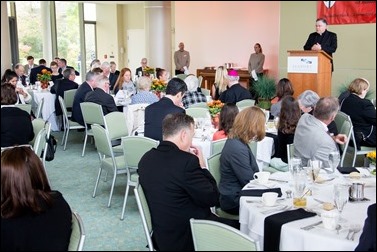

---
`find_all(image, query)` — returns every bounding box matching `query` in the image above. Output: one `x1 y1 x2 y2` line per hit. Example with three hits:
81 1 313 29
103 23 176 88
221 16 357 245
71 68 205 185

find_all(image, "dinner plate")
248 180 276 188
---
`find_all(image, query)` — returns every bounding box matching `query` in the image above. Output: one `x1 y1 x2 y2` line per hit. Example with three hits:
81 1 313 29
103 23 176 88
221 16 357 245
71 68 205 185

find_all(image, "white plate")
248 180 276 188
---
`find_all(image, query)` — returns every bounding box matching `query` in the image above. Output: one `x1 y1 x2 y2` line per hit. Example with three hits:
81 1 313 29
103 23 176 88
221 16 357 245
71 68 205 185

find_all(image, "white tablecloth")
33 90 59 131
239 169 376 251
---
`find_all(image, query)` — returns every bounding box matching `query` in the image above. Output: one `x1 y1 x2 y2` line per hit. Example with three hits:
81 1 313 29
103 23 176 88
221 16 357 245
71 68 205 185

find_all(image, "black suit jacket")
18 75 27 87
50 79 78 116
29 65 53 85
355 203 376 251
303 30 337 71
138 141 219 251
109 72 119 91
84 88 118 116
72 82 93 126
135 67 143 77
144 97 185 141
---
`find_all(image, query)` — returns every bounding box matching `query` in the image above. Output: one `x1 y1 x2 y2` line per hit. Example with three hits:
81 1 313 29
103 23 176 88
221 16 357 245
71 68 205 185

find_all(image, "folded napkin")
264 208 316 251
337 166 359 174
240 188 282 197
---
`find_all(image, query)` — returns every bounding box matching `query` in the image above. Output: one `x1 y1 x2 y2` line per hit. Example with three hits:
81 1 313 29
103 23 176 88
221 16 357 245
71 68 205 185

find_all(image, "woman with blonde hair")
219 106 266 214
211 66 228 100
340 78 375 148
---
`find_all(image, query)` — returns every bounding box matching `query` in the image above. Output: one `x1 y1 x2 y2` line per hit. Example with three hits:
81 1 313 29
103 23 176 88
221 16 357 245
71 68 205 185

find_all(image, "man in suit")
24 55 38 77
84 75 118 115
138 113 239 251
144 77 187 141
14 63 27 86
219 69 252 104
71 68 102 126
174 42 190 75
29 59 52 85
294 96 347 167
303 18 337 72
58 58 80 76
355 203 376 251
135 57 148 77
50 68 79 117
109 61 120 90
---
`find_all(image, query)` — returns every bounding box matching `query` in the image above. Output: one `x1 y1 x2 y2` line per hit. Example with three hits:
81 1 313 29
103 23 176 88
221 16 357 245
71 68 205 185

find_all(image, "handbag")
42 135 57 161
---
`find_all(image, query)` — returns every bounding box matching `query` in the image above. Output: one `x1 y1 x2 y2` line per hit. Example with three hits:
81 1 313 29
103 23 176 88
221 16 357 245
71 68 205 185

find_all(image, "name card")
287 56 318 73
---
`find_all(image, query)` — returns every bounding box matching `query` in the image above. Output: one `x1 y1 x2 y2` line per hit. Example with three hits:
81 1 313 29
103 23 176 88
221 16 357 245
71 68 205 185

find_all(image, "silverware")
300 221 322 230
313 198 325 204
269 178 288 183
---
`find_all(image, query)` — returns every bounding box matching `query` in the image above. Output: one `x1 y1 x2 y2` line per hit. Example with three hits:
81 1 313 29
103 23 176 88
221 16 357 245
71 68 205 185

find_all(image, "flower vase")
155 91 161 99
211 114 220 129
41 81 49 91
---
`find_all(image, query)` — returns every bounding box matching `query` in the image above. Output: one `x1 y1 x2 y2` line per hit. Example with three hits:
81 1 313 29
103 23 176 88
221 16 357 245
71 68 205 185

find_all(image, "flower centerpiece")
151 79 167 98
37 69 52 89
366 150 376 175
143 66 155 77
207 100 224 118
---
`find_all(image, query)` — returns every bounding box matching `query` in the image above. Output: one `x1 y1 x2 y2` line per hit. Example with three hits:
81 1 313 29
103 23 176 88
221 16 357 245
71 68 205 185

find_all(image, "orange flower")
207 100 224 117
37 69 52 82
151 79 167 92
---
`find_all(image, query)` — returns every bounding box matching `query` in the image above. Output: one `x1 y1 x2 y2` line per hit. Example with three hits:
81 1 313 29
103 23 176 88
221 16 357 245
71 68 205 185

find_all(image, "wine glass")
333 184 349 223
328 151 340 173
289 158 302 183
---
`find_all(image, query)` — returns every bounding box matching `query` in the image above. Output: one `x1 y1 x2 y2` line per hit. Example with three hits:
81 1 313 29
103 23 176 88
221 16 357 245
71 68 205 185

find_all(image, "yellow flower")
151 79 167 92
367 150 376 165
143 66 155 75
37 69 52 82
207 100 224 117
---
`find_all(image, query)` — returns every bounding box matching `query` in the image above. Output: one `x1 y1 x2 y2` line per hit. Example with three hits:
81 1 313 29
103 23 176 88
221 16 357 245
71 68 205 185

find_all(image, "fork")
300 221 322 230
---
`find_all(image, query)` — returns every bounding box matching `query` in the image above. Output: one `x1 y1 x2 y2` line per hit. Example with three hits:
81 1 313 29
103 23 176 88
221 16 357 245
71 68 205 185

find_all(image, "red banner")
317 1 376 25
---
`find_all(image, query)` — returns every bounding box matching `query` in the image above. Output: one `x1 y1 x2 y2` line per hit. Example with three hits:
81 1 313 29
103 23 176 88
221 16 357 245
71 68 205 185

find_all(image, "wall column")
144 1 172 74
1 1 12 72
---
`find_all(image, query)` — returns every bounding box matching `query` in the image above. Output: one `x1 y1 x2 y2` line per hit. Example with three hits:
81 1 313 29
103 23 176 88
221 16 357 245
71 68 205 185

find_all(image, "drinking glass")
328 151 340 173
333 184 349 223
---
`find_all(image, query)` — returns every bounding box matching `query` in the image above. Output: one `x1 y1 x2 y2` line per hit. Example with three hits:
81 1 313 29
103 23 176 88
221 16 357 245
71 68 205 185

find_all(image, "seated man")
144 77 187 141
138 113 239 251
355 203 376 251
84 75 118 115
219 69 252 104
182 75 207 108
294 96 347 167
135 58 148 77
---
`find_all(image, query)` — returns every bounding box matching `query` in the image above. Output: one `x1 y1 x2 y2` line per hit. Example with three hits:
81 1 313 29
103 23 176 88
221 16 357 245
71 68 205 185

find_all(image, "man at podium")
303 18 337 72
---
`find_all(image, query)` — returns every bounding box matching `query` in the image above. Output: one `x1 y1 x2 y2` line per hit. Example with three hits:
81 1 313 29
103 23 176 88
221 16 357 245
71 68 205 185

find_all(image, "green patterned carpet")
46 130 147 251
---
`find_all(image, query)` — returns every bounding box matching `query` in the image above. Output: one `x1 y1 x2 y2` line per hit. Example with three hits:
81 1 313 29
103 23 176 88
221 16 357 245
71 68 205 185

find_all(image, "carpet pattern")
46 130 147 251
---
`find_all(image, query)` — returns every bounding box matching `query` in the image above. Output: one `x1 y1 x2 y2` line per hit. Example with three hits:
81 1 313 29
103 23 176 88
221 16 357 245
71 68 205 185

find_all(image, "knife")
269 178 288 183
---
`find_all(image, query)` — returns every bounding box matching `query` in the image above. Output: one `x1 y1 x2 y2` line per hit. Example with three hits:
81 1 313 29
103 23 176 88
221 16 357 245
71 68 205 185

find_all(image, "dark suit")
29 65 52 85
58 66 80 76
72 82 93 126
84 88 118 116
50 79 78 116
340 94 376 147
303 29 337 71
219 83 252 104
135 67 143 77
138 141 220 251
355 203 376 251
18 75 27 87
109 72 119 91
144 97 185 141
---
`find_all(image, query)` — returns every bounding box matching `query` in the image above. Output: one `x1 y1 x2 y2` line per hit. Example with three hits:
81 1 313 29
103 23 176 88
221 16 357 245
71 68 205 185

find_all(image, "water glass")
293 170 307 208
289 158 302 178
329 151 340 173
333 184 349 222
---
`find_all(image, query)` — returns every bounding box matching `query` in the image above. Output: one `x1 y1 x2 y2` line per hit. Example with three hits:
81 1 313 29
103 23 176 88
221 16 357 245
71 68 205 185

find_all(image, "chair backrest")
58 96 70 126
210 138 227 155
121 136 159 169
134 184 154 251
80 102 105 126
337 116 353 166
33 128 47 159
176 73 187 80
35 97 44 118
91 124 113 157
248 140 258 158
207 153 222 186
190 218 258 251
15 103 32 114
201 88 210 96
30 118 46 145
286 143 295 167
236 99 255 110
334 111 349 131
185 107 211 119
104 111 129 141
126 103 149 135
188 102 209 109
64 89 77 110
68 211 86 251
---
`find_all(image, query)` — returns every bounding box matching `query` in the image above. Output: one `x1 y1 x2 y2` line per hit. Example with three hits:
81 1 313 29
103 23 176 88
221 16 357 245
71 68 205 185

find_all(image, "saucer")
249 180 276 188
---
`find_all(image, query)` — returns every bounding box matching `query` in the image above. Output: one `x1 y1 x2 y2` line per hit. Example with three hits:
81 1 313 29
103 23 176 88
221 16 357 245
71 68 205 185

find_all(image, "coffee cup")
253 171 270 185
321 211 339 230
262 192 278 206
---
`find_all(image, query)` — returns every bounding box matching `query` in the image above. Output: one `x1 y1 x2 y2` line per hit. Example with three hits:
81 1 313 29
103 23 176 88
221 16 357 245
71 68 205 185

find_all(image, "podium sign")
287 56 318 73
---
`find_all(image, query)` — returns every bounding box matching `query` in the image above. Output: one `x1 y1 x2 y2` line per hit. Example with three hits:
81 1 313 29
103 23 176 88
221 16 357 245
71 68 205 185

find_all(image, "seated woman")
212 103 239 141
182 75 207 108
275 96 301 164
113 67 136 96
339 78 376 148
130 76 159 105
270 78 294 118
219 106 265 215
156 68 169 84
50 61 63 85
1 69 32 105
211 66 228 100
1 146 72 250
1 83 34 147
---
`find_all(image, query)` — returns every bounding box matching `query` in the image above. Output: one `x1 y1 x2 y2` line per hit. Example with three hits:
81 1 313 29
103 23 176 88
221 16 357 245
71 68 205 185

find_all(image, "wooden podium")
287 50 332 98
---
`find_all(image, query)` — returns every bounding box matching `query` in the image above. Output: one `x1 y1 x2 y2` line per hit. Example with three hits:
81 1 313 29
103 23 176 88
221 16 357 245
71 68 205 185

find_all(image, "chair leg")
63 129 70 150
120 183 131 220
92 166 103 198
107 173 117 208
82 133 88 157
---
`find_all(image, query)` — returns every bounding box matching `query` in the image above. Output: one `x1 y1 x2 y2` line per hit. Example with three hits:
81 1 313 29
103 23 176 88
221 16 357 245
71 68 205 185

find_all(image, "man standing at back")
144 77 187 142
139 113 239 251
303 18 337 72
174 42 190 75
